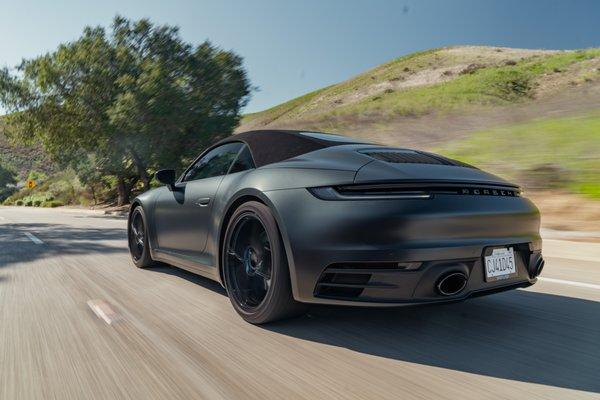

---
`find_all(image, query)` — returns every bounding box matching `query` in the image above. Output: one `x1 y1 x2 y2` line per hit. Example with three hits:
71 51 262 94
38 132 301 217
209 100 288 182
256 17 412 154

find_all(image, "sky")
1 0 600 114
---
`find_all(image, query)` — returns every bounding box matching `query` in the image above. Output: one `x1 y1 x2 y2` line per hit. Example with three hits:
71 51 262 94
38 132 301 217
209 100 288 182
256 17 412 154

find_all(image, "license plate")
484 247 517 282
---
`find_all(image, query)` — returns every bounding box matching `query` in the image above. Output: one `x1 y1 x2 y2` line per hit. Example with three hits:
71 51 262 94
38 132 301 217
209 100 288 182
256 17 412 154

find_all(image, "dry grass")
529 190 600 232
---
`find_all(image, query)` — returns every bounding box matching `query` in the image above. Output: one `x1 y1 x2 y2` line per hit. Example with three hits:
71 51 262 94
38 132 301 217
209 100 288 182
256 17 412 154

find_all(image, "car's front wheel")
128 206 154 268
222 201 306 324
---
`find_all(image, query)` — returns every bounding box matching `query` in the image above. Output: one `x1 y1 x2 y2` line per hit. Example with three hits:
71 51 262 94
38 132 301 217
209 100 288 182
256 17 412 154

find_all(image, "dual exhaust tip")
436 255 545 296
436 272 468 296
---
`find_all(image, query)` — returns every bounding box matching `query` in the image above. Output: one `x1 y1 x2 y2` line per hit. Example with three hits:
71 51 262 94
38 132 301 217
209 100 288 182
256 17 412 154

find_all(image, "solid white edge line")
538 277 600 290
24 232 44 244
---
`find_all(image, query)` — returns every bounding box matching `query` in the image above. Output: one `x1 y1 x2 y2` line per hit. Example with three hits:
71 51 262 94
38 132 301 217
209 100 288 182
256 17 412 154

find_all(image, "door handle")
195 197 211 207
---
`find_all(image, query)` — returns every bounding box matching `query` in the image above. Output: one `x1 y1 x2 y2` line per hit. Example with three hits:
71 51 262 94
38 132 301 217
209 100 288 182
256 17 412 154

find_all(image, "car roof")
215 130 371 168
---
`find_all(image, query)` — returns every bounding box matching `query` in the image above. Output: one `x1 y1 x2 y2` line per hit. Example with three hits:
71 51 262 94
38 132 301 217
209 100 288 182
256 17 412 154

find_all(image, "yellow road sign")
27 179 36 189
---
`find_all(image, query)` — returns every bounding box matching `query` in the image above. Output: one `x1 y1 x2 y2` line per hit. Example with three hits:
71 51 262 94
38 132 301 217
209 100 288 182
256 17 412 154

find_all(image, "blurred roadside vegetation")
0 16 250 206
2 168 126 208
438 112 600 199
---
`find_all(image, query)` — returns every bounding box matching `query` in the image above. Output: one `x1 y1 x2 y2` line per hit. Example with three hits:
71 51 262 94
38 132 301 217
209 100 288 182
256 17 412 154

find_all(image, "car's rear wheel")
128 206 154 268
223 201 306 324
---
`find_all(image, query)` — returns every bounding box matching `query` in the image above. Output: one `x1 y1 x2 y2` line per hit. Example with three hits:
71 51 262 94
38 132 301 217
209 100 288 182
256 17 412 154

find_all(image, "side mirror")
155 169 177 190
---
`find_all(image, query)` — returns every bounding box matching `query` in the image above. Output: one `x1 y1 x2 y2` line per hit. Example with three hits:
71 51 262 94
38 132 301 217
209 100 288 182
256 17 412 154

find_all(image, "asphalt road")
1 206 599 400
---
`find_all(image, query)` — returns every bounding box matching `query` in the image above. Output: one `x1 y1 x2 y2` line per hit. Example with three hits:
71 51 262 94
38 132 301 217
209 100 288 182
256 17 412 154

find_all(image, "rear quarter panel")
207 167 358 283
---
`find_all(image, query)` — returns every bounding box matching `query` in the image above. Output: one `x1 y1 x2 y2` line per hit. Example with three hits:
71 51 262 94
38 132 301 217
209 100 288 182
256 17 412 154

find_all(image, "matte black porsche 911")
128 130 544 324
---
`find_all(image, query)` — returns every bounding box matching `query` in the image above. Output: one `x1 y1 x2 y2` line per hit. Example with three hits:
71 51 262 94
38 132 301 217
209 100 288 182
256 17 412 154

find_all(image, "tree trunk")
129 147 151 192
117 176 130 206
89 185 97 206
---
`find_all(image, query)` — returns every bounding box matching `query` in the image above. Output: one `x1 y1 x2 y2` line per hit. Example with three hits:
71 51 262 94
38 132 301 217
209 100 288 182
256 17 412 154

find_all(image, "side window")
228 145 255 174
183 142 243 182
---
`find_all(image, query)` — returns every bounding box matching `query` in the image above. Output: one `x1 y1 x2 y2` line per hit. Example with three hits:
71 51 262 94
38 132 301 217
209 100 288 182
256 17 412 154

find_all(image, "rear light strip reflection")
310 184 520 200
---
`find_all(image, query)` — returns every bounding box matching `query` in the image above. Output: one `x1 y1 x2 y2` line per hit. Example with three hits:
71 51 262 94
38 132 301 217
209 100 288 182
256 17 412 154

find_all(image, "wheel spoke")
253 260 271 280
227 249 244 262
135 219 144 236
260 231 271 252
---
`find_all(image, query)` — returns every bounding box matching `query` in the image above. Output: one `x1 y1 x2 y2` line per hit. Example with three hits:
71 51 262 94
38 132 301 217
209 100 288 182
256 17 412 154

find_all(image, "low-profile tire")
128 206 154 268
222 201 307 324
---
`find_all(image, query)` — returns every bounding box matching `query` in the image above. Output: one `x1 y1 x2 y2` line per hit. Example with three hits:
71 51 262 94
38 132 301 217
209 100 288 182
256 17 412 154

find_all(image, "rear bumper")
265 188 542 306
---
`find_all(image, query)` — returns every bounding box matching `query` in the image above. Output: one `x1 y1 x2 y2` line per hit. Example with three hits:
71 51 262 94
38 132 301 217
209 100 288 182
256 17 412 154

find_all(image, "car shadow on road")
262 289 600 394
0 223 126 268
148 264 228 295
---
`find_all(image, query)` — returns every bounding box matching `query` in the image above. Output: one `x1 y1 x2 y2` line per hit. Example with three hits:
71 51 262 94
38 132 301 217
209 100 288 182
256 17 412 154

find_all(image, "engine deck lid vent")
361 149 474 168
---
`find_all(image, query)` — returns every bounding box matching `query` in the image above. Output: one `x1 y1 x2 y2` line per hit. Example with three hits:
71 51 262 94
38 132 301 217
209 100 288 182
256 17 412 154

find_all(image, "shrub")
15 200 24 206
528 164 572 188
25 199 33 206
490 70 534 101
460 63 485 75
42 200 64 208
27 170 48 183
33 200 42 207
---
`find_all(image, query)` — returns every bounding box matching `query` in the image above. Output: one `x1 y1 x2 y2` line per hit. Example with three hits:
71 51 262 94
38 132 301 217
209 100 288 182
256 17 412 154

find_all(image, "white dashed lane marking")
87 299 122 325
24 232 44 244
539 277 600 290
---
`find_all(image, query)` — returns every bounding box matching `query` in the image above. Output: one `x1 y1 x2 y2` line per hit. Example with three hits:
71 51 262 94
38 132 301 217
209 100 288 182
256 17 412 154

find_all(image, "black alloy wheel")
128 207 153 268
223 201 306 324
226 214 273 309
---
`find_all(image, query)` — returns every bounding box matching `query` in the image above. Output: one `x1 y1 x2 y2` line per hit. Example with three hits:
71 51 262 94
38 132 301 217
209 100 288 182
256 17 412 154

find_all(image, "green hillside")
240 46 600 131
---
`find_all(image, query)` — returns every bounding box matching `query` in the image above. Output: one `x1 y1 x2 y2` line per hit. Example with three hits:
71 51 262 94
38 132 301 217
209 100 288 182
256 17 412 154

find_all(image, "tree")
0 16 250 205
70 153 109 206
